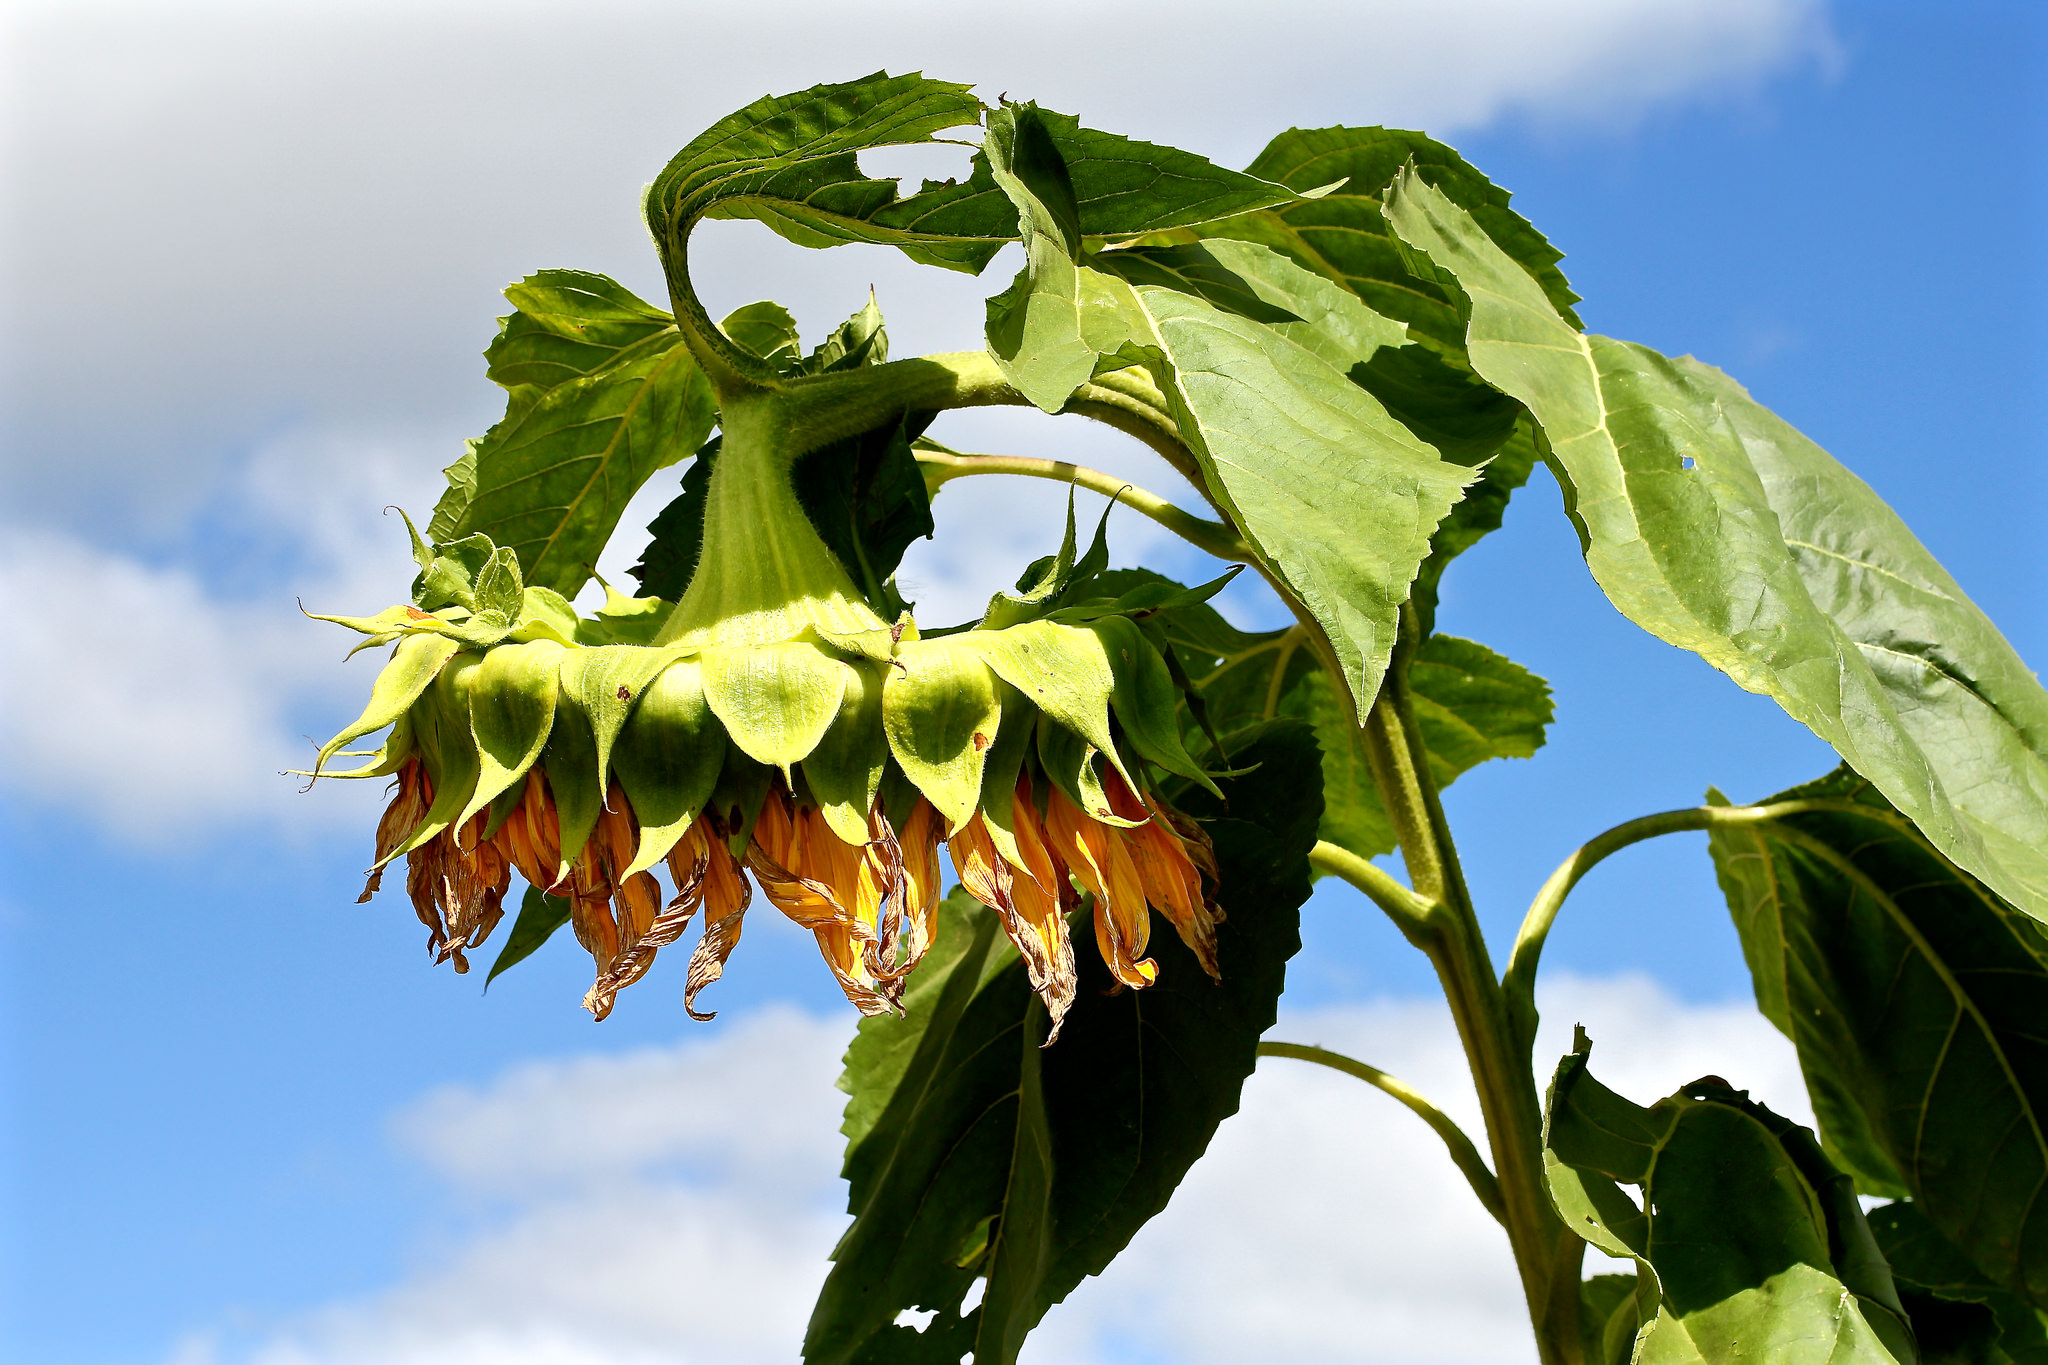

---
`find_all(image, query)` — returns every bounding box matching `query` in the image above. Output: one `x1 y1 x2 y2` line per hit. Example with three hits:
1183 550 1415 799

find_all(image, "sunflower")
308 433 1228 1037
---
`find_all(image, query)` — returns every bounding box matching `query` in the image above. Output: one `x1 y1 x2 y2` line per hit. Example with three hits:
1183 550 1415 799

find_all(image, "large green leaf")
1089 265 1474 712
1162 127 1569 630
806 725 1319 1365
646 75 1302 283
1131 571 1549 857
1181 125 1580 347
431 274 717 598
1384 168 2048 926
1707 767 2048 1305
1870 1202 2048 1365
1545 1036 1917 1365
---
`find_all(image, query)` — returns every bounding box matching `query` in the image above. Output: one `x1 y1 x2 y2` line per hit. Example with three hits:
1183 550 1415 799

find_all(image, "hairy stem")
913 449 1251 562
1259 1041 1506 1226
1309 839 1436 945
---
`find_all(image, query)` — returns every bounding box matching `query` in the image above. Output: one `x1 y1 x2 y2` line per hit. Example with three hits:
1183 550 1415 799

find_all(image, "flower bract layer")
308 515 1233 1036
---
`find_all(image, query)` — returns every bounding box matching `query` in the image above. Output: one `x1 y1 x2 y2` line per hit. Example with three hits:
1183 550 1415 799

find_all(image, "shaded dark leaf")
1870 1202 2048 1365
1708 767 2048 1305
807 725 1319 1365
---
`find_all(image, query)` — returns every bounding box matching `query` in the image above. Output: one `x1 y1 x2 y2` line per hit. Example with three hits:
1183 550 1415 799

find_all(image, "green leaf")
613 657 724 877
648 73 1308 299
1136 572 1550 857
314 632 461 775
1870 1202 2048 1365
1142 129 1564 626
1096 238 1409 374
1579 1273 1644 1365
555 644 686 807
1176 124 1581 349
791 412 936 617
1384 169 2048 927
806 724 1319 1365
456 639 564 831
484 269 680 390
392 653 485 860
804 289 890 375
485 885 574 986
1080 267 1475 713
1707 766 2048 1306
977 115 1328 414
1353 359 1533 637
803 658 890 847
647 72 1001 274
982 102 1097 411
720 299 804 371
883 636 1002 832
1545 1036 1917 1365
699 640 854 775
435 272 718 599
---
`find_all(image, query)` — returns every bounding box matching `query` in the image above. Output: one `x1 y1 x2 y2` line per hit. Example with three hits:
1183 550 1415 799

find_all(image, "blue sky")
1 3 2041 1362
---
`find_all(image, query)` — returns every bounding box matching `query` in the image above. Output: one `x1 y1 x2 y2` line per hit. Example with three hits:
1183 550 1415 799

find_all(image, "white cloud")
2 0 1836 523
194 974 1804 1365
0 424 449 840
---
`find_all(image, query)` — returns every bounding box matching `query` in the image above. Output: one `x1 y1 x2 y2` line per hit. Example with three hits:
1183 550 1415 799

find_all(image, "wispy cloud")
183 975 1804 1365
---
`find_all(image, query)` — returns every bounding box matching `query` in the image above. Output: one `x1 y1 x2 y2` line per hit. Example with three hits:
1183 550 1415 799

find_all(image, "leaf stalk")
1499 797 1905 1054
1258 1041 1507 1226
913 449 1251 562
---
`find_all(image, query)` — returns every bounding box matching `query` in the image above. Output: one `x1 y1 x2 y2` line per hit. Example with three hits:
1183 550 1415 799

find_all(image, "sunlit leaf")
1385 168 2048 926
434 274 716 598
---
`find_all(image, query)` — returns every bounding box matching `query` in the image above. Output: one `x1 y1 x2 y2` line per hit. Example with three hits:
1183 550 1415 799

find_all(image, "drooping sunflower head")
308 486 1235 1037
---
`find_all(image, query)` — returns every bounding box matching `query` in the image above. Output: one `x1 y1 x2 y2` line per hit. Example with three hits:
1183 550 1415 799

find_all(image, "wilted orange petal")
949 810 1076 1038
1044 786 1155 989
683 828 751 1021
1104 771 1219 979
893 800 944 975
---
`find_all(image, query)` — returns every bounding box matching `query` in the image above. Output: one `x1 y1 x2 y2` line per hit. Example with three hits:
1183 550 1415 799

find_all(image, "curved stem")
1068 367 1209 491
1500 797 1896 1054
653 234 782 399
914 449 1251 562
1259 1041 1506 1226
1310 838 1437 944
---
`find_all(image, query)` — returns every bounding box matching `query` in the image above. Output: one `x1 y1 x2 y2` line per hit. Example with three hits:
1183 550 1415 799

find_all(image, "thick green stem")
653 391 885 646
1258 1041 1506 1226
1349 612 1583 1365
914 449 1251 562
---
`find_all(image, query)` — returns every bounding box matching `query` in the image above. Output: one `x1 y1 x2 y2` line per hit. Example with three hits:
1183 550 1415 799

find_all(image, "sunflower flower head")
306 438 1235 1038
